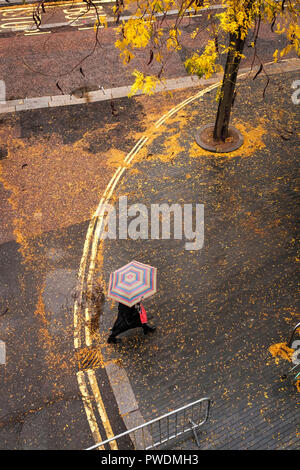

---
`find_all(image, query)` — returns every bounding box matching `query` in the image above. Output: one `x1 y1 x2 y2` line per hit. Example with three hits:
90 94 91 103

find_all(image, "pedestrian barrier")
85 397 211 450
281 323 300 389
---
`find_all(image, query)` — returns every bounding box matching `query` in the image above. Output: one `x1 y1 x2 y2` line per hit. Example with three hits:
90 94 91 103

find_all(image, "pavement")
93 67 300 450
0 50 299 448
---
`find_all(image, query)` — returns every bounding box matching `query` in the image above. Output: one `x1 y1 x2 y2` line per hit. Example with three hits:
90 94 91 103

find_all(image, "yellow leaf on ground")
269 342 294 362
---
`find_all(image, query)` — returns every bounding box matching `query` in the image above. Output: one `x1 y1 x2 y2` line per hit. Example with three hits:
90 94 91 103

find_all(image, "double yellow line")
74 80 222 450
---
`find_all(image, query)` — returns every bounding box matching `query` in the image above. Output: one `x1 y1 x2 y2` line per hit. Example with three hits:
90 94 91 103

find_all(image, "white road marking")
0 340 6 365
0 4 224 34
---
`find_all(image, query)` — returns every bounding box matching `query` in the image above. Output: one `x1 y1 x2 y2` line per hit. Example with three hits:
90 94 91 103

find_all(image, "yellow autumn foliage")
112 0 300 96
185 40 223 79
128 70 161 96
269 342 295 362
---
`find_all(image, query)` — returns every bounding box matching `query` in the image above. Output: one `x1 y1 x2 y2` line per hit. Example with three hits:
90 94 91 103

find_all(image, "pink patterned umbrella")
107 260 157 307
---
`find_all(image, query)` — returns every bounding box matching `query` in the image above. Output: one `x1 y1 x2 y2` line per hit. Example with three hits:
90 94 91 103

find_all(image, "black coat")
111 302 142 335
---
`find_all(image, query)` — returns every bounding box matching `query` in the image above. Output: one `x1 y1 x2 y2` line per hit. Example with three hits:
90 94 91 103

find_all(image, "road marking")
24 30 51 35
77 347 103 371
0 0 108 12
0 340 6 365
84 167 128 346
87 369 118 449
78 26 95 30
74 215 98 349
0 0 105 33
0 4 224 34
77 370 105 449
74 80 224 449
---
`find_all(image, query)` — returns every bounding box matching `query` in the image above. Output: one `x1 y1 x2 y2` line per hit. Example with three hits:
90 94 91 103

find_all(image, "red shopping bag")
139 304 148 324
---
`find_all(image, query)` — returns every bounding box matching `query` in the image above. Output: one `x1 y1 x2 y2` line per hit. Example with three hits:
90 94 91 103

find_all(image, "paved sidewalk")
97 70 300 449
0 59 299 114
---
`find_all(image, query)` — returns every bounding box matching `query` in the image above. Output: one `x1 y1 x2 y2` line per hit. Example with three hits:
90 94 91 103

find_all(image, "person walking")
107 301 156 344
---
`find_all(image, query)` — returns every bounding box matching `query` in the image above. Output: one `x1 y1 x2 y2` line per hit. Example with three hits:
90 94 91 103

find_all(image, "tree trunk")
213 30 246 142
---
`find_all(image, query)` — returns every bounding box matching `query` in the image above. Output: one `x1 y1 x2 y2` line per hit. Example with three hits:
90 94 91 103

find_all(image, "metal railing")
287 322 300 348
85 397 211 450
281 323 300 386
282 362 300 379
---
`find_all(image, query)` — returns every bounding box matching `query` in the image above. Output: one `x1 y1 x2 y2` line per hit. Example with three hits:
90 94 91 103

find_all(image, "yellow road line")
86 83 221 289
83 169 127 344
124 135 149 165
154 82 219 128
74 216 97 349
74 76 244 449
77 370 105 450
85 166 127 346
87 369 118 450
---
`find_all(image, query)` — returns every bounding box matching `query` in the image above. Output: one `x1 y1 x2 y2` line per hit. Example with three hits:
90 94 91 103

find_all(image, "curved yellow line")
75 72 261 448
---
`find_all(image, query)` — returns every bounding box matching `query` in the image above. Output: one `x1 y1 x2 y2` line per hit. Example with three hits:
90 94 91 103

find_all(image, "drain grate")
76 347 103 371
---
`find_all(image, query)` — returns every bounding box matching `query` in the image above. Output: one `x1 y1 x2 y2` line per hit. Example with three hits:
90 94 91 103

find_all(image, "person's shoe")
143 325 157 335
107 335 122 344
